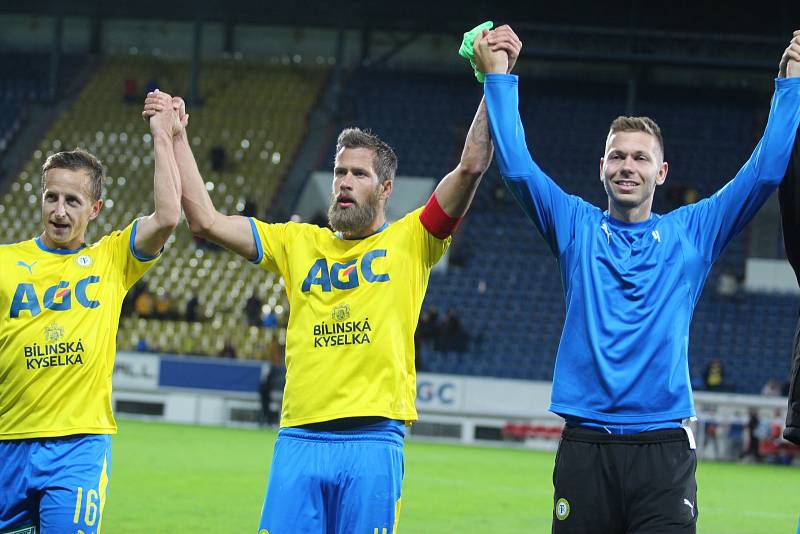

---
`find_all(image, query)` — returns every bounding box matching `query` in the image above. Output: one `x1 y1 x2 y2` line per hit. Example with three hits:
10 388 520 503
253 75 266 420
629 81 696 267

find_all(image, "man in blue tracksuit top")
473 28 800 533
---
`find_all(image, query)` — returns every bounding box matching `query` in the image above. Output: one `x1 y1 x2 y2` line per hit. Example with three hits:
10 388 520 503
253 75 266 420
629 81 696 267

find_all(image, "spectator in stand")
682 186 698 205
185 294 200 322
260 341 287 427
135 337 151 353
414 351 426 373
702 420 720 460
740 409 763 462
261 309 279 329
761 378 782 397
144 77 159 96
134 285 155 318
716 271 739 300
704 357 725 391
209 145 226 171
219 339 237 359
438 308 468 353
415 306 439 355
123 78 138 104
154 290 173 320
447 224 471 268
727 415 745 460
244 293 263 327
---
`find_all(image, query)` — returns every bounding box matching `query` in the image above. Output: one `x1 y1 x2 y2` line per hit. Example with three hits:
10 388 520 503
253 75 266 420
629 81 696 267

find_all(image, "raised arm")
144 95 257 260
134 89 181 257
475 32 581 256
432 25 521 218
677 32 800 263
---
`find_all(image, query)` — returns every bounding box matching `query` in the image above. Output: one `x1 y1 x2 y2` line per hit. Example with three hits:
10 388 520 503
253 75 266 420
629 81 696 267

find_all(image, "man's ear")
656 161 669 186
380 179 393 201
89 198 104 221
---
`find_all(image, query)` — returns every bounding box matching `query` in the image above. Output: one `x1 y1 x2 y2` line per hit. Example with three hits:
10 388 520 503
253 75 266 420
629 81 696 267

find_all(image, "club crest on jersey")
301 249 389 293
76 255 93 267
44 322 65 343
9 276 101 318
332 303 351 321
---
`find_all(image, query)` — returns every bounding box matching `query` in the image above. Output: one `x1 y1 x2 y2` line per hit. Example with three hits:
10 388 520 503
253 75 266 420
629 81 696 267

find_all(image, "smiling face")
600 130 668 222
328 146 392 238
40 168 103 250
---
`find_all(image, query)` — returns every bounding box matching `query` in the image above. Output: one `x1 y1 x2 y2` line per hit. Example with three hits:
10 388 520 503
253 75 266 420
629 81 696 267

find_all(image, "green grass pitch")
102 419 799 533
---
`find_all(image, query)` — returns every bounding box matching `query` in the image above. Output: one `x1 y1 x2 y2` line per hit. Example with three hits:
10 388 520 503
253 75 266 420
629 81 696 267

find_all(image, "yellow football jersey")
251 207 450 427
0 220 158 439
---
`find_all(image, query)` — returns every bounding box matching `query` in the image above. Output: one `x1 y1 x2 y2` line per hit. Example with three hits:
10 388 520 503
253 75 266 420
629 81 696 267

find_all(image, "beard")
327 185 381 235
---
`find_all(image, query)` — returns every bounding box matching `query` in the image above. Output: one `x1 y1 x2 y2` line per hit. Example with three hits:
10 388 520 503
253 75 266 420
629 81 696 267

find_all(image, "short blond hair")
608 116 664 159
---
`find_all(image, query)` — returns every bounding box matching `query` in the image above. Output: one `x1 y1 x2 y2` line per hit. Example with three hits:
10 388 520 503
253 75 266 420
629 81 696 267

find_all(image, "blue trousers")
0 434 112 534
259 420 405 534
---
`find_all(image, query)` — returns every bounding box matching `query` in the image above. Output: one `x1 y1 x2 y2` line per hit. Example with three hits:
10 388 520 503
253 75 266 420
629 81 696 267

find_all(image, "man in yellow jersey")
143 25 522 534
0 90 182 533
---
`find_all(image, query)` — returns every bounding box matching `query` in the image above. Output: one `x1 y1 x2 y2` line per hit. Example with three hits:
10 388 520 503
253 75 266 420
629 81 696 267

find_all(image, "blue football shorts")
0 434 112 534
259 419 405 534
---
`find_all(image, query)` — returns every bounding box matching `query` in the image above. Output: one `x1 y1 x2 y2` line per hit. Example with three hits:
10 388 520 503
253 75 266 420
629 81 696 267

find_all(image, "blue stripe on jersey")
129 218 160 261
34 237 86 255
485 74 800 424
248 217 264 264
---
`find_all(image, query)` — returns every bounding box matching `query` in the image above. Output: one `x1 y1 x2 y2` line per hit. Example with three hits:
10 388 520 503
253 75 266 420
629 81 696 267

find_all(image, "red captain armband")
419 193 463 239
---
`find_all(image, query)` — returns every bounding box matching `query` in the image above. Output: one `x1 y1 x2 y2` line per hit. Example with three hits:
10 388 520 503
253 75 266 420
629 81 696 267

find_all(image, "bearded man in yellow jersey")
144 25 522 534
0 90 182 533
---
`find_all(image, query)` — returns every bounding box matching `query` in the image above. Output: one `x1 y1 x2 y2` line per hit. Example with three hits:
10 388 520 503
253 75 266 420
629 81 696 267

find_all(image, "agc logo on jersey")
302 249 389 292
10 276 101 318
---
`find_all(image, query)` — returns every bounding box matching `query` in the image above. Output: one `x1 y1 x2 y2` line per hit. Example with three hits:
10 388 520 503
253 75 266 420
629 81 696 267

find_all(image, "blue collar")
35 236 87 255
335 221 389 241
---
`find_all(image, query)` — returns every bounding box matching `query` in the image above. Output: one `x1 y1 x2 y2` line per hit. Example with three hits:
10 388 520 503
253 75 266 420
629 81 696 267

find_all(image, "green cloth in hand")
458 21 494 83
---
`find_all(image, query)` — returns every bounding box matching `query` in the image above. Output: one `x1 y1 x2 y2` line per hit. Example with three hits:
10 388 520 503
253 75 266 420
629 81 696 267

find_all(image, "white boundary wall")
114 354 793 458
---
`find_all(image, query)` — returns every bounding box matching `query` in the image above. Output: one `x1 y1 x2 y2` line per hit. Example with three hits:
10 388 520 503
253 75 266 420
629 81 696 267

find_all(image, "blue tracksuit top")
484 74 800 423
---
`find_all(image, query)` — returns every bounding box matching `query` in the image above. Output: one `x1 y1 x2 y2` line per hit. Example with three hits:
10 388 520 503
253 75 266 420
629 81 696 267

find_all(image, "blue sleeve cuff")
485 73 518 85
130 218 160 262
776 77 800 87
248 217 264 264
